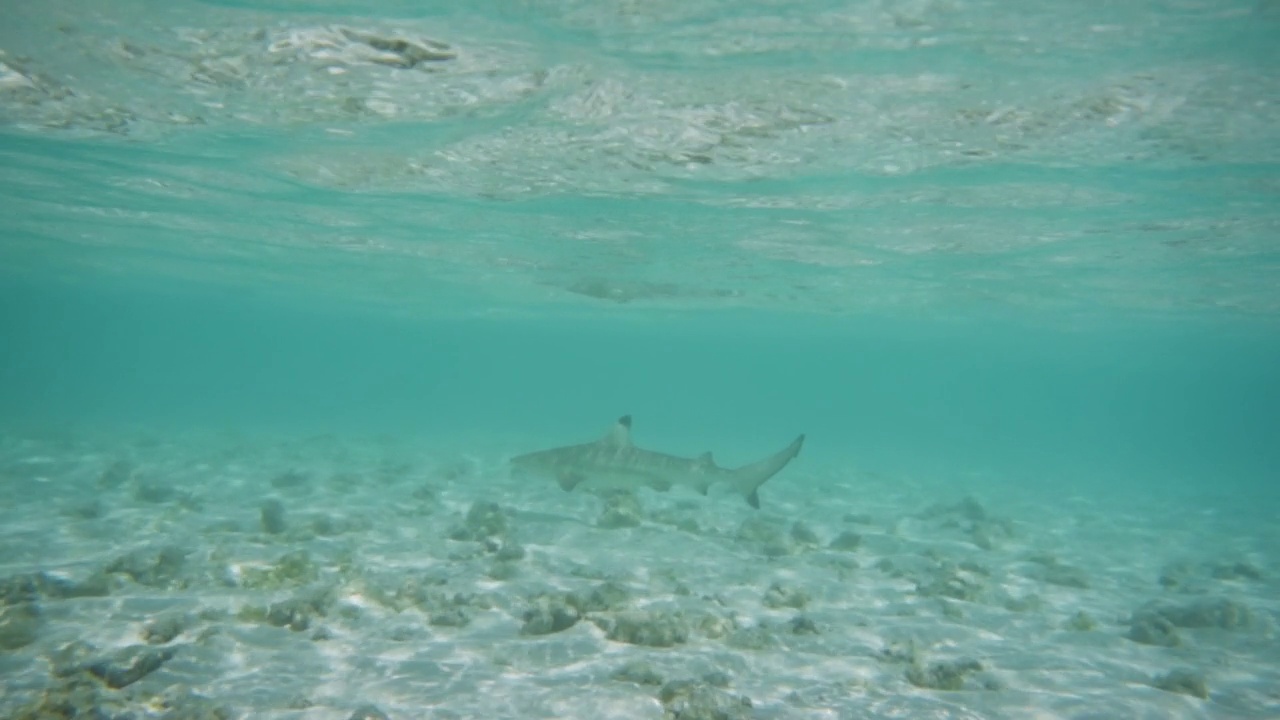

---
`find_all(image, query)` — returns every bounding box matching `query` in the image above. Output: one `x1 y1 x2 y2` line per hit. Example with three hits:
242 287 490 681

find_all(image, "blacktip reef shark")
510 415 804 509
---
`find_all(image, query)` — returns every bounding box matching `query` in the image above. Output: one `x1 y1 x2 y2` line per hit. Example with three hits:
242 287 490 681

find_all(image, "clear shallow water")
1 1 1279 719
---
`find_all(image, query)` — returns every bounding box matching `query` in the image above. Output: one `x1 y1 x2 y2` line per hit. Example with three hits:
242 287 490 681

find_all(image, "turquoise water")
2 1 1279 718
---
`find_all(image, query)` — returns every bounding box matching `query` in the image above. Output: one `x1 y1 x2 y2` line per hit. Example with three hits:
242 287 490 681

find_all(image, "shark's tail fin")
730 434 805 509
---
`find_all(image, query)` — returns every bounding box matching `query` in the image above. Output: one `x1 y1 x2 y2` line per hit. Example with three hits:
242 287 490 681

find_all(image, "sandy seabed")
1 428 1277 719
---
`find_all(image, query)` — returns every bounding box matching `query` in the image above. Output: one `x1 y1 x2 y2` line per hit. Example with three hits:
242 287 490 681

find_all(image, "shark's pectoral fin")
557 471 588 492
691 452 716 495
644 476 673 492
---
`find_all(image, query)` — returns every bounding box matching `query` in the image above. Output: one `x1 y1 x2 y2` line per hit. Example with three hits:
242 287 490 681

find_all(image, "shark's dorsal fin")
603 415 633 447
696 451 715 468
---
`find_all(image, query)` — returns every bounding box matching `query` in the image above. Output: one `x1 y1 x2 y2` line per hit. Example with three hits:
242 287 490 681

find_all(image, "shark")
510 415 804 509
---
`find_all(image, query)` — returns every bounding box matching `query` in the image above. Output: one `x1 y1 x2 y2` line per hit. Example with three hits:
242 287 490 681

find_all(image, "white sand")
0 427 1276 719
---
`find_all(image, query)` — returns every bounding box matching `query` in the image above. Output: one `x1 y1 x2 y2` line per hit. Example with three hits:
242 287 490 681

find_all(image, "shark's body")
510 415 804 509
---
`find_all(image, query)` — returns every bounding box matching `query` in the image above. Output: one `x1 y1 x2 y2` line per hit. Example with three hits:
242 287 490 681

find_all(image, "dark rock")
99 460 134 489
905 658 983 691
51 640 99 677
486 561 519 581
1040 563 1090 589
348 704 391 720
789 615 819 635
328 472 365 491
917 569 986 602
970 522 999 550
762 582 808 610
1065 610 1098 631
1 572 109 605
1026 552 1058 566
923 497 986 522
266 600 312 632
0 573 42 605
1153 668 1209 699
736 516 786 546
939 599 966 620
240 550 319 589
394 577 450 613
520 595 580 636
134 479 175 504
62 572 112 599
1159 561 1195 589
311 515 343 536
1208 561 1263 582
955 497 987 522
790 522 820 546
659 680 753 720
1024 554 1088 587
612 660 664 686
674 517 700 533
1177 598 1255 629
450 501 508 541
428 608 470 628
595 610 689 647
11 676 125 720
0 602 41 650
695 613 737 640
30 573 84 599
597 491 643 529
762 540 794 558
979 674 1005 691
726 624 779 651
1133 598 1254 631
266 588 335 632
153 685 234 720
270 470 309 490
701 671 732 688
568 582 630 614
1127 612 1181 647
922 498 1012 549
399 586 483 620
66 499 105 520
106 546 188 588
877 639 919 664
376 460 413 483
494 543 526 562
84 644 176 688
828 531 862 552
260 499 287 534
1003 594 1043 613
142 614 187 644
452 591 491 611
1161 559 1263 589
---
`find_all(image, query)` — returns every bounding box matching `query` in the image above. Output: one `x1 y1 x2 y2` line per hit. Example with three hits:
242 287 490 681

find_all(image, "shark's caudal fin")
731 434 805 509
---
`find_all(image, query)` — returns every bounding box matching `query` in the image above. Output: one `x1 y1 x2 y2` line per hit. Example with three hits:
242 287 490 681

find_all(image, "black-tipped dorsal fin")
604 415 633 447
